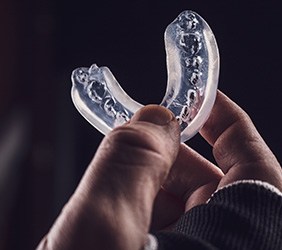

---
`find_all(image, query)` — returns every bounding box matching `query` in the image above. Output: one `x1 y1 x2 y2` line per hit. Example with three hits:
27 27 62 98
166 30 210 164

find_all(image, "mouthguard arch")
71 10 219 142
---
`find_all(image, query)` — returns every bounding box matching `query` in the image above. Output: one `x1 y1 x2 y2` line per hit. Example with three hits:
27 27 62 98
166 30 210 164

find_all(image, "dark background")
1 0 281 249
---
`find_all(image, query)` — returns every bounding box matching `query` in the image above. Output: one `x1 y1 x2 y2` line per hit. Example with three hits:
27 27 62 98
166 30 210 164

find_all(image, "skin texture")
37 91 282 250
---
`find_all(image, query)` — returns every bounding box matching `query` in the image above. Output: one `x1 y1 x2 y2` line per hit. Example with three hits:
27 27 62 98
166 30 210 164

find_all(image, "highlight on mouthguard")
71 10 219 142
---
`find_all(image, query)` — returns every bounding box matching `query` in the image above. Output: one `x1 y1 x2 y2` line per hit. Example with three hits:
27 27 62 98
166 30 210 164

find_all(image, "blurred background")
0 0 281 249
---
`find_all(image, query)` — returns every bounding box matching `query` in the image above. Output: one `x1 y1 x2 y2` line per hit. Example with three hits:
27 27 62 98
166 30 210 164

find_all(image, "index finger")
200 90 247 146
199 91 281 189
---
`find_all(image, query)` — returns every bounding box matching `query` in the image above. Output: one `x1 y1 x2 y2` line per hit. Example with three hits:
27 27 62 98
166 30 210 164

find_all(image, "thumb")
37 105 180 250
80 105 180 204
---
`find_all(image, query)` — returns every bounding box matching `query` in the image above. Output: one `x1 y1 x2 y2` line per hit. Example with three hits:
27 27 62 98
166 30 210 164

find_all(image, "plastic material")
71 10 219 142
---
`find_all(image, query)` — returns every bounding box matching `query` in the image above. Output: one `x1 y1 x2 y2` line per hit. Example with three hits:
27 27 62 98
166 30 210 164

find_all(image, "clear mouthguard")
71 10 219 142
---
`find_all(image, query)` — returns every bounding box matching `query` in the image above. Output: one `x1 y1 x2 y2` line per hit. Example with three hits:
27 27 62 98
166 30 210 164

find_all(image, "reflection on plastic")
71 10 219 142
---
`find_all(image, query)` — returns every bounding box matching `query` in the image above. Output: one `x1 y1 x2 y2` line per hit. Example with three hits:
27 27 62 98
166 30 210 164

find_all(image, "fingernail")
130 105 174 125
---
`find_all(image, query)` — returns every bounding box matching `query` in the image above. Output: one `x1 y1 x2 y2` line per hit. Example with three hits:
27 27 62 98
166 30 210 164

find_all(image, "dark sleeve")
154 182 282 250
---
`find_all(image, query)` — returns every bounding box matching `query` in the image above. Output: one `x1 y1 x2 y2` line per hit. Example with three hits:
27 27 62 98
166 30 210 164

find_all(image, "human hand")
151 91 282 230
37 91 282 250
37 103 180 250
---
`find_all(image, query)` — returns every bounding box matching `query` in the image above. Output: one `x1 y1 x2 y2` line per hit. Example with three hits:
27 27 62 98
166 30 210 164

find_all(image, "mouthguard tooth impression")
71 10 219 142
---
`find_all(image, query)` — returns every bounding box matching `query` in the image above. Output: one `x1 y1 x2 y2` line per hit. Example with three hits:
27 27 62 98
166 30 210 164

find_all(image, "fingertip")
128 105 181 153
130 105 175 126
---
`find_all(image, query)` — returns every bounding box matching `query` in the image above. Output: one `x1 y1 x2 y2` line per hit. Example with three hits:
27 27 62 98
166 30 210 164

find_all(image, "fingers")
150 143 223 230
150 143 224 230
37 105 180 250
162 144 223 211
200 91 282 190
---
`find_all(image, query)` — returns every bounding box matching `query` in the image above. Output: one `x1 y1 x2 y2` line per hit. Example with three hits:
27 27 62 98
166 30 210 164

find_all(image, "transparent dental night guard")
71 10 219 143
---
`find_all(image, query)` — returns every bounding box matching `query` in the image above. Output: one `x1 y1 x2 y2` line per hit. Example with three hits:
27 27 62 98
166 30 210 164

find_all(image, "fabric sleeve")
153 181 282 250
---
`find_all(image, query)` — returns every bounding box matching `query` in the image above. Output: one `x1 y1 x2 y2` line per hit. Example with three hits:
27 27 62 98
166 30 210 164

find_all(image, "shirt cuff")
144 234 158 250
211 179 282 199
